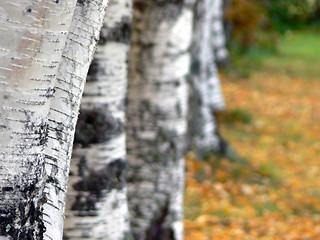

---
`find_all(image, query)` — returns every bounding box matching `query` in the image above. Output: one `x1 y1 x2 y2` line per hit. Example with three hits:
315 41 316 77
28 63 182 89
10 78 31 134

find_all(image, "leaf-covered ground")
184 31 320 239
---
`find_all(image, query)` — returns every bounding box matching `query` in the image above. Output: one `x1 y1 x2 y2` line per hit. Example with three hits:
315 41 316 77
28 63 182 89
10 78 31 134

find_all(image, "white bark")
126 1 194 239
211 0 230 67
188 0 228 158
0 0 77 238
63 0 132 239
43 0 108 239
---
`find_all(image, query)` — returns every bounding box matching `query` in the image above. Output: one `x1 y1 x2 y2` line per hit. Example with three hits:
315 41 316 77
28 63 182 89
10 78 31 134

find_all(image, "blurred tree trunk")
126 0 195 239
222 0 233 49
0 0 108 239
188 0 228 159
211 0 230 67
63 0 132 239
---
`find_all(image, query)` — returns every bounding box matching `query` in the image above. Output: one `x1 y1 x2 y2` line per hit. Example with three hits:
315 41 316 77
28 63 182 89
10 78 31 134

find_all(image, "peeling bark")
126 1 195 239
63 0 132 239
0 1 77 239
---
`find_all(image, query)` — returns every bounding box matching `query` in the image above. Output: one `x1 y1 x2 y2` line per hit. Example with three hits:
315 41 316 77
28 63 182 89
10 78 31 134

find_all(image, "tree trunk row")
0 0 231 239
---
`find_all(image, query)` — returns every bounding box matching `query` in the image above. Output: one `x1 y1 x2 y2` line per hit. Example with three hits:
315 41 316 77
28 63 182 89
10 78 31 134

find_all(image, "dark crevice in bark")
71 158 127 212
74 107 124 147
0 181 46 240
86 58 100 82
99 16 132 45
77 0 90 6
145 199 174 240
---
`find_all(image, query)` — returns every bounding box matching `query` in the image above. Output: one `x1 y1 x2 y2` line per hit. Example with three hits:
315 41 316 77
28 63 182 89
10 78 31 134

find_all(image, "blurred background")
184 0 320 239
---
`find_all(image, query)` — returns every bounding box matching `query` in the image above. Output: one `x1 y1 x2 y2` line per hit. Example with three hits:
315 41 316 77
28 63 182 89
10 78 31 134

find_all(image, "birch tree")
43 0 108 238
187 0 238 160
188 0 228 159
0 1 76 238
211 0 230 67
0 0 108 239
126 0 195 239
63 0 132 239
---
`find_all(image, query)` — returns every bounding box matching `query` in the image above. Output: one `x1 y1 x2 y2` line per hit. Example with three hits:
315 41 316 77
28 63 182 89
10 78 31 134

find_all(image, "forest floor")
184 30 320 239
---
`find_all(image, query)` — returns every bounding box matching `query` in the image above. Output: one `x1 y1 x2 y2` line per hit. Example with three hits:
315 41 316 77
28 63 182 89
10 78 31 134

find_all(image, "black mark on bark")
46 176 59 185
134 1 148 12
25 119 48 146
71 159 127 211
146 199 174 240
74 107 124 147
2 187 14 191
0 182 46 239
55 123 65 146
99 16 132 45
77 0 90 5
36 122 48 146
190 58 200 75
40 88 55 98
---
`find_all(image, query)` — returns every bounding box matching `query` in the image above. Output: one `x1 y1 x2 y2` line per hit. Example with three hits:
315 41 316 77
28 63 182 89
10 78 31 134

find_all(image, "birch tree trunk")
211 0 230 67
188 0 229 159
63 0 132 239
41 0 108 239
0 1 77 239
126 1 195 239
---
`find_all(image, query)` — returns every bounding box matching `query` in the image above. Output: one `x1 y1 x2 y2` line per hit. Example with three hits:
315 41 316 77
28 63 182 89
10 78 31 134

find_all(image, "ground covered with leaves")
184 30 320 239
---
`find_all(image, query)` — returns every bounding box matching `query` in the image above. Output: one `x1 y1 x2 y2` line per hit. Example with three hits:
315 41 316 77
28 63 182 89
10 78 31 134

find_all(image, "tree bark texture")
126 1 195 239
187 0 228 159
0 0 77 239
211 0 230 67
63 0 132 239
42 0 108 239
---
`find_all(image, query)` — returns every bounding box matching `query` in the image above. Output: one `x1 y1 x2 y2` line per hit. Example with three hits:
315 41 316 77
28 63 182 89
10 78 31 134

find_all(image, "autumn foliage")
184 31 320 239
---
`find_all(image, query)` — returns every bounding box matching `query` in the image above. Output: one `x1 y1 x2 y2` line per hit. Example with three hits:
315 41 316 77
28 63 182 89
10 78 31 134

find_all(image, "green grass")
255 202 280 216
227 29 320 80
263 30 320 79
226 47 275 79
217 109 253 125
